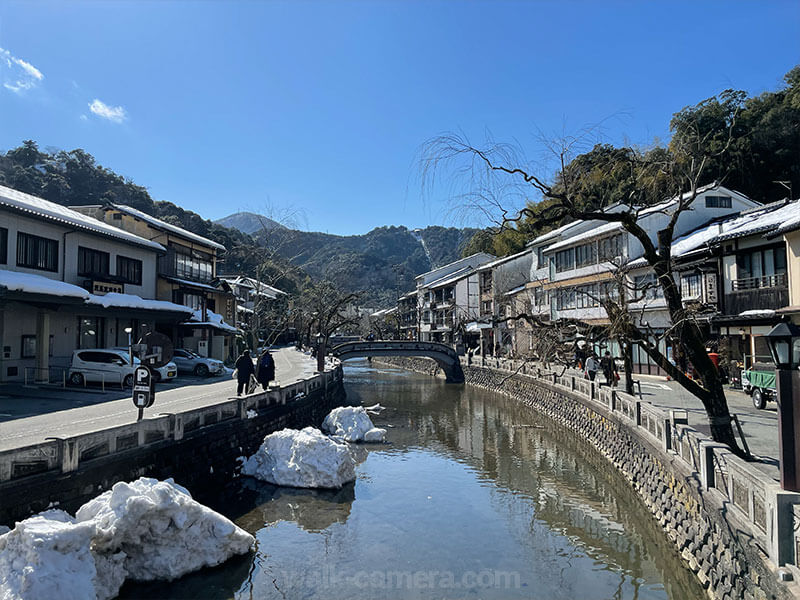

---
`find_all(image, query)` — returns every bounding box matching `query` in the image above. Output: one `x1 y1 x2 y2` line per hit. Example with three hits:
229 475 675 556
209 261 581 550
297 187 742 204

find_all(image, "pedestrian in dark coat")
600 351 617 387
256 350 276 390
235 350 255 396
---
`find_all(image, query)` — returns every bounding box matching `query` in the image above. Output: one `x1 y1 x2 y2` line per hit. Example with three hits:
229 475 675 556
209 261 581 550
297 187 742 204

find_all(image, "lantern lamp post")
765 321 800 491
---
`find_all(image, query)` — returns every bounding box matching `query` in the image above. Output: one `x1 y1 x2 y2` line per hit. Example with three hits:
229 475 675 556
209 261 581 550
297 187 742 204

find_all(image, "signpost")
132 366 153 421
130 332 173 421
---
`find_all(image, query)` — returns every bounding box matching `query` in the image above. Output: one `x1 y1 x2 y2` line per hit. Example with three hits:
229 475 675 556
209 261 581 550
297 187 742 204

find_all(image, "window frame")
116 255 143 286
16 231 59 272
0 227 7 264
78 246 110 278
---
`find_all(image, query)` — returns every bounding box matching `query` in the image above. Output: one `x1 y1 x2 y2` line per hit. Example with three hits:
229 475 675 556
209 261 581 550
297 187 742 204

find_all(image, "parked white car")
111 348 178 383
171 348 225 377
68 349 177 387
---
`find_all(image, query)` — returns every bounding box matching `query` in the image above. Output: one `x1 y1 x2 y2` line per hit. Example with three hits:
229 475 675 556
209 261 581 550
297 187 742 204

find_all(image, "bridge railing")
462 356 798 571
0 362 344 485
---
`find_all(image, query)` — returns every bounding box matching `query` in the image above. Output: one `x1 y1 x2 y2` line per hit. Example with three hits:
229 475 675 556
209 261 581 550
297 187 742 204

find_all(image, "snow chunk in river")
242 427 356 488
75 477 254 582
322 406 387 443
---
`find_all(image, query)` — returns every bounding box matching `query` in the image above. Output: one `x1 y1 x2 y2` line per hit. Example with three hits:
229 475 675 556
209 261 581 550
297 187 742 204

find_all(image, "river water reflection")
121 360 704 599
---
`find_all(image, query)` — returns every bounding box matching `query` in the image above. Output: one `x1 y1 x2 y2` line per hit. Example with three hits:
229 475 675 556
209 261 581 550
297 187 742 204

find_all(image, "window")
117 256 142 285
112 213 122 220
172 244 213 282
633 274 663 301
705 195 732 209
78 247 110 277
598 234 624 261
556 288 576 310
681 274 702 300
576 284 599 308
554 248 575 273
16 232 58 272
575 242 597 267
536 247 544 269
78 317 105 349
173 290 204 310
0 227 7 264
21 335 54 358
534 287 548 307
736 245 787 285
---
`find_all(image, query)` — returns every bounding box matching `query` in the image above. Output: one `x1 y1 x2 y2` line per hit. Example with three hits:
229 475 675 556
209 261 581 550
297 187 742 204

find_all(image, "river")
120 359 704 599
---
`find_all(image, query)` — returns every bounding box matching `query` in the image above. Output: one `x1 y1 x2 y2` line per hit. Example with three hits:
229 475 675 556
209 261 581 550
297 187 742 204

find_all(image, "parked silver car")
172 348 225 377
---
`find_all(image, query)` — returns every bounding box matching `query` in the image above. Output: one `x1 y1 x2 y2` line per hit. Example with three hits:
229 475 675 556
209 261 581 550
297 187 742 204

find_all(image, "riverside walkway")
476 357 780 481
0 347 317 452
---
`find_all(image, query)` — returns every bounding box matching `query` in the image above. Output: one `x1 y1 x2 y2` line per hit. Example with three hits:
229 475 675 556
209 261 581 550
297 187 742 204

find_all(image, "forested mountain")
250 224 478 307
0 142 475 305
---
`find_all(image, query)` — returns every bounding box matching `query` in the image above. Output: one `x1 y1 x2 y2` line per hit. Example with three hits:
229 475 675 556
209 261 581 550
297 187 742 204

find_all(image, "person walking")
235 349 255 396
585 354 599 381
600 351 618 387
256 349 276 390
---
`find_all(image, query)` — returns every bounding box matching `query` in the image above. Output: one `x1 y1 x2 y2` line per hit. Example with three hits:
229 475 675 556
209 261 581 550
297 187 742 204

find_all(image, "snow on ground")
242 427 356 488
322 406 387 443
0 478 253 600
75 478 253 582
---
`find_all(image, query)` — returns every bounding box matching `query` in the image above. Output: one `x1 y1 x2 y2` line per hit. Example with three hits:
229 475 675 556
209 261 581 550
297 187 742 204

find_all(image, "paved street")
571 369 780 481
0 347 318 452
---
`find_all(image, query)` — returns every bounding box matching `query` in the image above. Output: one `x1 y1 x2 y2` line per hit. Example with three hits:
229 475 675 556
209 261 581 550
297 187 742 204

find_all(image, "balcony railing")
724 286 789 315
732 273 787 291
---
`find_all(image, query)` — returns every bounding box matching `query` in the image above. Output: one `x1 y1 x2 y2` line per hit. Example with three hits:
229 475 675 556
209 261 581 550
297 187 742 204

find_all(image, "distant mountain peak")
215 211 287 235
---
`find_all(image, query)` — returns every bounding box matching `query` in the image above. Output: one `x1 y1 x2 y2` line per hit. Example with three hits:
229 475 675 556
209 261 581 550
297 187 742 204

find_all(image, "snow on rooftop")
544 221 623 253
414 252 495 280
111 204 226 251
0 185 165 252
427 265 474 289
186 308 239 333
476 248 532 270
0 270 91 299
219 275 285 297
503 283 528 296
714 199 800 242
87 292 193 314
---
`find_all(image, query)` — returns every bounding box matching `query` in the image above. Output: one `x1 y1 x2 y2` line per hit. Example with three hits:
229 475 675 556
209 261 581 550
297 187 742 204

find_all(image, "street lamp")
124 327 133 365
765 321 800 491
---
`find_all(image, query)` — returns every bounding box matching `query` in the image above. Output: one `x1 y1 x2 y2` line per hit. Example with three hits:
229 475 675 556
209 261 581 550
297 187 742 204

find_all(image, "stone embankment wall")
0 366 347 526
377 356 798 600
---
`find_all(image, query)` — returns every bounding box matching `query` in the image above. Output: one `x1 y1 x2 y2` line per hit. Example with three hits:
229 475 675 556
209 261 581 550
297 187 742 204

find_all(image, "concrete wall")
376 355 797 600
0 365 347 525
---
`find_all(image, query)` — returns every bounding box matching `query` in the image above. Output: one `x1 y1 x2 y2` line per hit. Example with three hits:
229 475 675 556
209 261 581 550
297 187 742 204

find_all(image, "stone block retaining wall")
376 356 797 600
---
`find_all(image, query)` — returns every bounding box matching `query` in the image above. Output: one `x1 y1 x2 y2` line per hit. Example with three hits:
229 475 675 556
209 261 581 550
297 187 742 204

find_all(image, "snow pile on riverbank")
0 510 125 600
322 406 386 443
0 478 253 600
242 427 356 488
75 477 254 581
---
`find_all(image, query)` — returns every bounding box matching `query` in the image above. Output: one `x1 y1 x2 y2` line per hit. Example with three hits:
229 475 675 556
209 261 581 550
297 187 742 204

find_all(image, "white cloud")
80 114 89 121
0 46 44 93
89 99 127 124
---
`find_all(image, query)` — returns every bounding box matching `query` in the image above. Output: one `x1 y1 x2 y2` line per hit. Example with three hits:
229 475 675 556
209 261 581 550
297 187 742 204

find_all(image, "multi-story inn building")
74 204 237 361
397 290 419 340
525 184 759 372
414 253 495 344
475 249 533 356
0 185 194 382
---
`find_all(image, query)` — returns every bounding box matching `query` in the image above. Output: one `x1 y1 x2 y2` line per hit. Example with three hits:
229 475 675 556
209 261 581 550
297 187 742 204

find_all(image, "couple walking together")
235 349 275 396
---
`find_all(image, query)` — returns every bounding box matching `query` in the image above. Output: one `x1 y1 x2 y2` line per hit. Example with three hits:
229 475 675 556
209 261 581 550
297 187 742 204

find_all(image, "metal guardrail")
23 366 127 391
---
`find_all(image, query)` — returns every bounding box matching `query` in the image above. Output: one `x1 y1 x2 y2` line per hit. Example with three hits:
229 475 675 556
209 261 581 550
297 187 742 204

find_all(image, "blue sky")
0 1 798 235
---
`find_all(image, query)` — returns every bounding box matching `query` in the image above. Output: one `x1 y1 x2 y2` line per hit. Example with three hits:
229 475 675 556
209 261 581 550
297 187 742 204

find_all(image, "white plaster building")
0 185 193 382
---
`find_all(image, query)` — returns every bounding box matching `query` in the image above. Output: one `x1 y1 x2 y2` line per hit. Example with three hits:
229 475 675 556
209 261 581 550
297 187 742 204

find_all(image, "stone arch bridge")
330 341 465 383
